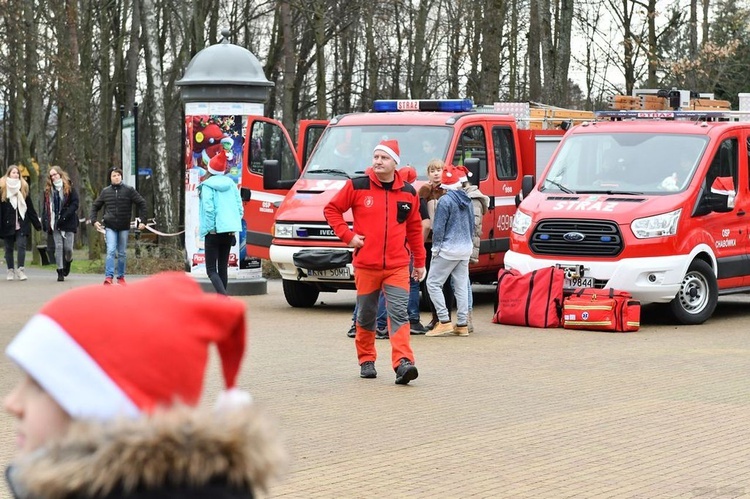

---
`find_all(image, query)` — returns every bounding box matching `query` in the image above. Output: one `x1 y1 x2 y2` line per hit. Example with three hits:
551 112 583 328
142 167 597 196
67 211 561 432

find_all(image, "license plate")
564 277 594 289
307 267 351 279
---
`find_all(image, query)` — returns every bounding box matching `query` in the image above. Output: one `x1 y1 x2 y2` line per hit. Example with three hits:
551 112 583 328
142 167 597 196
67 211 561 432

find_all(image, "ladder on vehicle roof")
595 110 750 122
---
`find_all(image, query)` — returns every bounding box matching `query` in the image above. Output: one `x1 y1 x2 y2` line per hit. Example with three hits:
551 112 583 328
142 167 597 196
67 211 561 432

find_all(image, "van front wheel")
282 279 320 308
669 259 717 325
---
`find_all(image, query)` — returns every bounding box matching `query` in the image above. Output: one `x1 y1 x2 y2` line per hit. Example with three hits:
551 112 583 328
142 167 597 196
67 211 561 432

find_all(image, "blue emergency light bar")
372 99 474 113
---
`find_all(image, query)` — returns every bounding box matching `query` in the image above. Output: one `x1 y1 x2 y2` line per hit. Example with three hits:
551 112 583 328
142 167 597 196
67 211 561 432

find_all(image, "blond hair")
426 159 445 175
0 164 30 201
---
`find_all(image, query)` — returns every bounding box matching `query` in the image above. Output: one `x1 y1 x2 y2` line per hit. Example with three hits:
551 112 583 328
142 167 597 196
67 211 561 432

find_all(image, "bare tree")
140 0 176 236
528 0 542 100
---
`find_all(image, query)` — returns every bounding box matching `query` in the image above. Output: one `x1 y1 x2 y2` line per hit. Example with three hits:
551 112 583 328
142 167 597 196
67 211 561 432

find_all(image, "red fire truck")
505 109 750 324
241 99 579 307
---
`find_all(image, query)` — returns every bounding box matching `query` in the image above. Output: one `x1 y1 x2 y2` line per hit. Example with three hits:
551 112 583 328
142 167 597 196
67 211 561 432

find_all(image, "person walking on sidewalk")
345 166 429 338
88 167 147 285
325 139 426 385
41 166 79 282
199 150 243 295
0 165 41 281
425 165 475 337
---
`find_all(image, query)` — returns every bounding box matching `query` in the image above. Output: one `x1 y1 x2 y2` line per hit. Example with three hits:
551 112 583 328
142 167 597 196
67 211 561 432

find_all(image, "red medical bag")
562 288 641 332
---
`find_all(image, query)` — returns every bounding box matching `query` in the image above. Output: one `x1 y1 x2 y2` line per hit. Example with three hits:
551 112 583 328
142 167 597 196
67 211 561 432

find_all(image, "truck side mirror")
240 187 252 202
516 175 535 207
706 176 736 213
263 159 297 190
463 157 480 186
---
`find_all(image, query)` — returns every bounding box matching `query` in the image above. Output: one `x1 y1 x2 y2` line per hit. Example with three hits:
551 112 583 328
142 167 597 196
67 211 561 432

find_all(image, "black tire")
669 259 718 325
282 279 319 308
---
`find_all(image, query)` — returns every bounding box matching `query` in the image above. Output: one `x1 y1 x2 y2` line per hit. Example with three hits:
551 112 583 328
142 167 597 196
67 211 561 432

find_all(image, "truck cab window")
705 138 738 192
454 126 487 180
249 121 297 181
492 126 517 180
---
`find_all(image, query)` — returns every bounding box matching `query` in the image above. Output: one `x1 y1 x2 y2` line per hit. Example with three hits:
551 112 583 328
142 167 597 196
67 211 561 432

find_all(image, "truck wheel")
282 280 319 308
669 259 717 325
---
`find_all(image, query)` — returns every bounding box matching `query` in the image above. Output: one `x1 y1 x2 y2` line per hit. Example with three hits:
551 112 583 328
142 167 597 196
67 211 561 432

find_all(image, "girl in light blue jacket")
199 150 243 294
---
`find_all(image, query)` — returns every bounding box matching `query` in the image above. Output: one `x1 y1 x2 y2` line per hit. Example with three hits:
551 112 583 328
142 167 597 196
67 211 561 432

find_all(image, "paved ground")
2 267 750 498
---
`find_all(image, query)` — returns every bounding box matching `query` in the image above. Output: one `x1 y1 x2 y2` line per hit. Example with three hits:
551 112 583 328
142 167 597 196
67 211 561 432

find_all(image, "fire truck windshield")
303 126 452 180
542 133 709 195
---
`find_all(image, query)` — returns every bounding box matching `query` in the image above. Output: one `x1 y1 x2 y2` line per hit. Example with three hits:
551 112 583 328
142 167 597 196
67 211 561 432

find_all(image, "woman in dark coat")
41 166 79 282
0 165 41 281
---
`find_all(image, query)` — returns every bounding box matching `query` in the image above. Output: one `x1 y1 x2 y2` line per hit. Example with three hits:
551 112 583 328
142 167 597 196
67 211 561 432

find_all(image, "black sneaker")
409 320 427 335
63 259 72 277
394 358 418 385
347 323 356 338
360 361 377 378
375 327 389 340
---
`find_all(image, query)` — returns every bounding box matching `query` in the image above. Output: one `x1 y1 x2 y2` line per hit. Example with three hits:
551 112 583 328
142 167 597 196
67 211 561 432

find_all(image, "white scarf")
5 178 27 219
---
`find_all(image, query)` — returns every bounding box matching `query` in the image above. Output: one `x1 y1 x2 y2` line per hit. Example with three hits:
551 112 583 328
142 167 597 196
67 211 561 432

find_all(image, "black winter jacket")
5 406 285 499
89 183 147 231
41 187 80 233
0 195 41 238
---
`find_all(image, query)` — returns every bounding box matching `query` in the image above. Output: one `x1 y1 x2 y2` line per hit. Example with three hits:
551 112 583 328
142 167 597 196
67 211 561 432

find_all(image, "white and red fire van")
241 99 575 307
505 110 750 324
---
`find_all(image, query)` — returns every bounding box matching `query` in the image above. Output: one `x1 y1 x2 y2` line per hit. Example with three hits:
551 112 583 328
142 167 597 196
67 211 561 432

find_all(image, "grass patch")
30 244 277 277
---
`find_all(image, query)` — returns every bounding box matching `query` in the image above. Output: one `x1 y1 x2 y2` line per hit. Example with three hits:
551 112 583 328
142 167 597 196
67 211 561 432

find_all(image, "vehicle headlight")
274 223 294 238
511 211 532 235
631 209 681 239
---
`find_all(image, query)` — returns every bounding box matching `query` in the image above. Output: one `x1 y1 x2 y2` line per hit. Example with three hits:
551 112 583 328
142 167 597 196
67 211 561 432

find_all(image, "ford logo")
563 232 586 242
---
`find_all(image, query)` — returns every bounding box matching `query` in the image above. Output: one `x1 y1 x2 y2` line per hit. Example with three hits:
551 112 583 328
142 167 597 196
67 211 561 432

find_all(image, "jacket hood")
464 185 489 212
7 406 286 499
201 175 236 192
446 189 471 210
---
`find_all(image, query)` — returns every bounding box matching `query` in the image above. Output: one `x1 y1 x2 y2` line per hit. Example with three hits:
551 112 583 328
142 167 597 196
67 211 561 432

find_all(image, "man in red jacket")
325 139 426 385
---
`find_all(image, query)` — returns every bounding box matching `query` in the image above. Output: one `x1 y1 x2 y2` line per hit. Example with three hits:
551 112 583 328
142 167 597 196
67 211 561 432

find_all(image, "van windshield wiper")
577 190 644 195
307 168 351 178
543 178 575 194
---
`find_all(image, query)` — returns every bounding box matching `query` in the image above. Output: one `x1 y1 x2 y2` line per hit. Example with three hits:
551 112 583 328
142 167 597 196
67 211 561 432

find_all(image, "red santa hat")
208 149 228 175
440 165 463 190
373 139 401 165
399 165 417 184
455 165 472 183
5 272 249 421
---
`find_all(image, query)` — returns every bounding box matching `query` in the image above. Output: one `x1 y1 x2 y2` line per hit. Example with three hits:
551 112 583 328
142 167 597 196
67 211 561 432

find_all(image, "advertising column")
184 101 264 279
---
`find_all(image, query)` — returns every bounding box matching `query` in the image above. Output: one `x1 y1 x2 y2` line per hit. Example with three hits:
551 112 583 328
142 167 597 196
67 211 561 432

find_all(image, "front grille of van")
529 219 623 256
292 223 353 240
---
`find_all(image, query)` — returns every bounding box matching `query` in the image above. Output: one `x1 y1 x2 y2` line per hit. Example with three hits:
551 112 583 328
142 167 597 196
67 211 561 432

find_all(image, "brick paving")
2 267 750 498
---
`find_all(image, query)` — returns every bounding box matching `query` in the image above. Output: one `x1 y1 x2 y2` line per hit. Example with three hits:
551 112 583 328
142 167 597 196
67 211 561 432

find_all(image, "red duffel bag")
492 267 564 328
562 288 641 332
